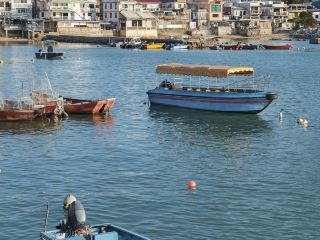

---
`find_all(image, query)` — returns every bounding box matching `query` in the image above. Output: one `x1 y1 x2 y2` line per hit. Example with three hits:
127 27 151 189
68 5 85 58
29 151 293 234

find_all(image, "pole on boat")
44 202 49 232
45 72 54 96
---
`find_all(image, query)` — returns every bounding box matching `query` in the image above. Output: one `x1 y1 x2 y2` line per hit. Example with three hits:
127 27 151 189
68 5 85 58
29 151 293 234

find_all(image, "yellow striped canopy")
156 63 254 77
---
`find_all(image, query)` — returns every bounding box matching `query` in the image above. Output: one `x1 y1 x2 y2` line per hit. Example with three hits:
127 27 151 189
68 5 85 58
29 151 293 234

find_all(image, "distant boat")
141 42 165 50
262 44 292 50
209 43 242 50
165 43 189 50
242 44 264 50
147 63 278 114
35 46 64 59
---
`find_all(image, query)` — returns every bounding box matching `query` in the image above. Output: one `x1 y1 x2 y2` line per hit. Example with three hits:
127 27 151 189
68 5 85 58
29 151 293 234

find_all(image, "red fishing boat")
31 92 115 115
63 98 116 114
262 44 292 50
0 100 58 121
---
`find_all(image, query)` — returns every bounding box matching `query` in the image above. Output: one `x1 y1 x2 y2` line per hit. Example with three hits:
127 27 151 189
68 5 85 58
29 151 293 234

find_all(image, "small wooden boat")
262 44 292 50
141 42 165 50
63 98 116 114
31 92 115 115
147 63 278 114
0 100 58 121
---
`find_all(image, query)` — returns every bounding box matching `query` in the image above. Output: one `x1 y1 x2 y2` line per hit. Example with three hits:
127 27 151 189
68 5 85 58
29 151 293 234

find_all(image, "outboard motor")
68 201 86 231
63 194 77 211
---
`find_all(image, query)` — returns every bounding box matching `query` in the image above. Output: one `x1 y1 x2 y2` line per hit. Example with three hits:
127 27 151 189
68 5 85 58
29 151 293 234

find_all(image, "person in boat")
47 45 53 52
159 80 173 90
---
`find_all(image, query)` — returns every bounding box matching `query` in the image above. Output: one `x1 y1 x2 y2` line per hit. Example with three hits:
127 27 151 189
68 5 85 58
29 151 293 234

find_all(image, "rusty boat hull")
63 98 116 114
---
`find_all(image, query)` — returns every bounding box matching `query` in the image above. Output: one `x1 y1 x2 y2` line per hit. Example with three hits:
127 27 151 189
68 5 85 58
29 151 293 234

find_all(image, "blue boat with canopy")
146 63 278 114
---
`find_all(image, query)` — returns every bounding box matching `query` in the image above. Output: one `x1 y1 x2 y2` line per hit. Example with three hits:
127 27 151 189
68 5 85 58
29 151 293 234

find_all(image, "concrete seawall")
43 34 182 45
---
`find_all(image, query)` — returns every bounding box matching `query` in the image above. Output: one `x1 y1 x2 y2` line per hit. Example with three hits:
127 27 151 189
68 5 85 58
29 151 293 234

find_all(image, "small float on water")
146 63 278 114
40 194 150 240
35 46 64 59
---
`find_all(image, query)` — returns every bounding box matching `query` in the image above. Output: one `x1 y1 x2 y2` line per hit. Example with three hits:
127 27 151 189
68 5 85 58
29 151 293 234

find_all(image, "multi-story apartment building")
0 0 32 19
261 1 288 28
37 0 96 21
287 3 307 20
188 0 223 22
101 0 145 27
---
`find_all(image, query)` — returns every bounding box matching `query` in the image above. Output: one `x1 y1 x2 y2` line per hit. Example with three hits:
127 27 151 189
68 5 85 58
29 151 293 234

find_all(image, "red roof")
136 0 161 3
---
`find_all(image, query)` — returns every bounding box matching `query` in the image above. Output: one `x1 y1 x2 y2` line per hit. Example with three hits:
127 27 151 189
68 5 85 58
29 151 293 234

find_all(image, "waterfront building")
119 9 157 37
36 0 96 21
160 0 187 11
0 0 32 19
311 10 320 22
137 0 161 12
188 0 223 22
261 1 288 29
287 3 307 20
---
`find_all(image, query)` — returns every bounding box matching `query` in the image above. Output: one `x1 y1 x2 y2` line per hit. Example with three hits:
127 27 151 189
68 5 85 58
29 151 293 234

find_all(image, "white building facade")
0 0 32 19
37 0 96 21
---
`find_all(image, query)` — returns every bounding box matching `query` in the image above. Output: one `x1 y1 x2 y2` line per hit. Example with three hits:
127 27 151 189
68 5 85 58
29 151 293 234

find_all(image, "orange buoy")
188 180 197 190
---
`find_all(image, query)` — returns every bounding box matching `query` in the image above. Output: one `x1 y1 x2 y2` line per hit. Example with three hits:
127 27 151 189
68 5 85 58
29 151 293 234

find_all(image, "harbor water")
0 42 320 239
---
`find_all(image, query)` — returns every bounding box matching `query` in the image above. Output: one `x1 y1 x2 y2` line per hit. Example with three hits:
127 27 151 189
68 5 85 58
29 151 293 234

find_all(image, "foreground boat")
147 63 278 114
262 44 292 50
40 223 150 240
40 194 150 240
165 43 189 50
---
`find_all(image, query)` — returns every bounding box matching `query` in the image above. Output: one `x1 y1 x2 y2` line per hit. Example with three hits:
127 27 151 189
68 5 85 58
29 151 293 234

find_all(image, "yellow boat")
141 42 165 50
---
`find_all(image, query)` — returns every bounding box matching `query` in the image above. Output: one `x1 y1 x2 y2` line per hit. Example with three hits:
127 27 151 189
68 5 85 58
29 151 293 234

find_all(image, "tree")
294 12 317 27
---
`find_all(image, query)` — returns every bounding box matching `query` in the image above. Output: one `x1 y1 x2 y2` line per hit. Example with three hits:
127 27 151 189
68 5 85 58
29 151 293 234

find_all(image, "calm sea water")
0 41 320 240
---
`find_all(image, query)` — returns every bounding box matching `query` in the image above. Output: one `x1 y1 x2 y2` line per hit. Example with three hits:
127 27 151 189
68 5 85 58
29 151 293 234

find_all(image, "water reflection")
68 114 115 126
148 105 272 136
0 118 62 135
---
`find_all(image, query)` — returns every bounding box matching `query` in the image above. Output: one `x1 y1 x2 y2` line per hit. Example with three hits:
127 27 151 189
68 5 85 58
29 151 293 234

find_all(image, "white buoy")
279 109 283 121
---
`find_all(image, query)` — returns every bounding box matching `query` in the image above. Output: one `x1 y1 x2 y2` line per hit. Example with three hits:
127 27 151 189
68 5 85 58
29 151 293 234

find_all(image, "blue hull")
40 223 150 240
147 89 275 114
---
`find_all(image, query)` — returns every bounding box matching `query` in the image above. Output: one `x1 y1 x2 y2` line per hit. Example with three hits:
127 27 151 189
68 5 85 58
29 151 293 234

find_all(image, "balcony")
50 6 71 11
250 10 262 15
273 11 288 16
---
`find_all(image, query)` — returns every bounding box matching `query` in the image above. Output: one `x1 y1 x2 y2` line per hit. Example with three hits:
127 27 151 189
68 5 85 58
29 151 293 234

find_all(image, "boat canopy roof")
156 63 254 77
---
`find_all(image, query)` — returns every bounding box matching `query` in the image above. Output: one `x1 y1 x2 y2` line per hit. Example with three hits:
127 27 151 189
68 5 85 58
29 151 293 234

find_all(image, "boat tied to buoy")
146 63 278 114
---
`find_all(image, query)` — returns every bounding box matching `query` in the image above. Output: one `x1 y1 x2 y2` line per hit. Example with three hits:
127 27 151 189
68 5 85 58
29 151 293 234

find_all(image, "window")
0 2 3 7
110 12 112 18
115 13 117 18
212 14 219 17
110 3 112 9
105 4 108 9
41 12 44 17
211 5 221 12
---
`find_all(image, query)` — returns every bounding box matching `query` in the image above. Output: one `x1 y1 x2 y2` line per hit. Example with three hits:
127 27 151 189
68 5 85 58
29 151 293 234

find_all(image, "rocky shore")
290 28 320 39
